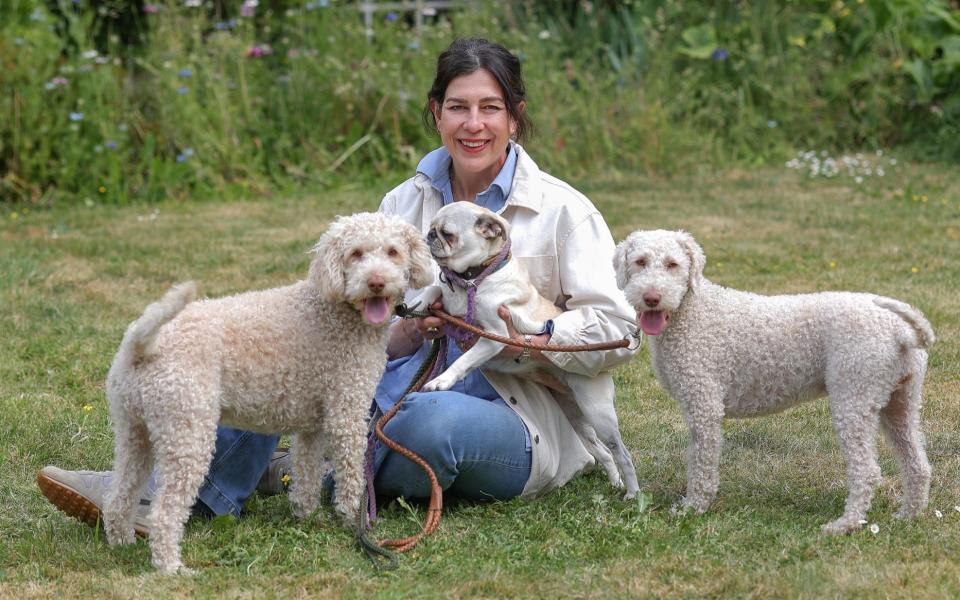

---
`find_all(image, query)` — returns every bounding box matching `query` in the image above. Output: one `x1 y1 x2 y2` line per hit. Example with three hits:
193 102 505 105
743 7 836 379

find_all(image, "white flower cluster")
785 150 898 183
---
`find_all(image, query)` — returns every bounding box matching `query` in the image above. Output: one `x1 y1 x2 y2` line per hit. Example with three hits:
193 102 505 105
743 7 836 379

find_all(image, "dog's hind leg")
103 413 153 546
881 351 931 520
822 383 886 535
147 411 218 574
567 375 640 499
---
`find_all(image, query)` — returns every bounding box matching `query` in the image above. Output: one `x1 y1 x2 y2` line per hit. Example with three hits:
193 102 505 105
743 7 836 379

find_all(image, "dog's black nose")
643 291 661 308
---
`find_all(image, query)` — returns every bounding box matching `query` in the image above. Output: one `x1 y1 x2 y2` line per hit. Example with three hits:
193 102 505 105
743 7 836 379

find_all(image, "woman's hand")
493 305 551 363
415 301 446 341
387 302 445 360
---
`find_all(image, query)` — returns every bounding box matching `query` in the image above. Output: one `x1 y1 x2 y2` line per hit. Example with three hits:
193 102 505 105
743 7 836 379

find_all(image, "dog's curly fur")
615 229 934 534
101 212 434 574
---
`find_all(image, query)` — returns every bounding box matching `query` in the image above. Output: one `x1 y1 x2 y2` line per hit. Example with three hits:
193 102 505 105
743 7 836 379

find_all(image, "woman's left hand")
493 305 551 362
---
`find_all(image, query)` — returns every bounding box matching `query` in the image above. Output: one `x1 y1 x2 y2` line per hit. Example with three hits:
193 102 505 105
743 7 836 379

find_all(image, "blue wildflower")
317 0 328 6
407 40 420 51
176 148 194 162
105 140 118 149
385 12 399 22
711 47 729 61
177 86 190 95
178 68 193 77
69 112 84 122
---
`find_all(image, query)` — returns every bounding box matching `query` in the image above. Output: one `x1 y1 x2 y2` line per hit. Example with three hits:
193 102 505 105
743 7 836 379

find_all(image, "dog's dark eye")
442 231 455 242
350 249 364 260
635 258 648 268
387 247 399 257
666 260 679 269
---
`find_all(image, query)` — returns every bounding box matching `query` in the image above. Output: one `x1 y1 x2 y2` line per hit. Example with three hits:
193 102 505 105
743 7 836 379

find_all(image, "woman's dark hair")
423 38 532 143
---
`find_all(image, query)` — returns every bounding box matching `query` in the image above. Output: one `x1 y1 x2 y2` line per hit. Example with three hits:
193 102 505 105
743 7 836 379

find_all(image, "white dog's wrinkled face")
614 229 705 336
425 202 509 273
309 213 435 326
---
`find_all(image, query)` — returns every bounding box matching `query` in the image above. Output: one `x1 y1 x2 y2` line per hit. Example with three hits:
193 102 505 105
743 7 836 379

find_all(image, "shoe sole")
36 471 149 538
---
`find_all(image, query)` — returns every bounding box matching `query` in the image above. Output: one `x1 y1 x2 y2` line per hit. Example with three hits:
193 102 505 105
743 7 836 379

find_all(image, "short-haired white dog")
614 229 934 534
409 202 640 499
102 212 434 573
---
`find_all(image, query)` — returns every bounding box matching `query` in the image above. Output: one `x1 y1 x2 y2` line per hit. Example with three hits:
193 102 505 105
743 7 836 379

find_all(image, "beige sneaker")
36 466 152 537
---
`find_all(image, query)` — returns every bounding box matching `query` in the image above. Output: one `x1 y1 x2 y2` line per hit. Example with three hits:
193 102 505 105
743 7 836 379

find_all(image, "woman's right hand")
387 302 445 359
415 301 446 341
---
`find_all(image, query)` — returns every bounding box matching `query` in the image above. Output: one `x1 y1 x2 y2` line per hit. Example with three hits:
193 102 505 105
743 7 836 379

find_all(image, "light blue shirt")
415 145 517 212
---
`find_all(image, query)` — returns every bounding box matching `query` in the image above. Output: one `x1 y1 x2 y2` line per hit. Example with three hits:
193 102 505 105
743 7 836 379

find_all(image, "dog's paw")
673 496 709 515
894 504 926 520
821 516 863 535
104 523 135 546
423 374 456 392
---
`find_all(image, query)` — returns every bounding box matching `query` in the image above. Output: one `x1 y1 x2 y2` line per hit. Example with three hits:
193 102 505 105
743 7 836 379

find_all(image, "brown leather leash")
428 307 642 352
370 347 444 553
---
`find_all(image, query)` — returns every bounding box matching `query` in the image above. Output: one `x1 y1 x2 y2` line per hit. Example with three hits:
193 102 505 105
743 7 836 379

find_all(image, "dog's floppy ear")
402 222 436 289
676 230 706 292
308 219 347 301
613 238 631 289
474 211 509 241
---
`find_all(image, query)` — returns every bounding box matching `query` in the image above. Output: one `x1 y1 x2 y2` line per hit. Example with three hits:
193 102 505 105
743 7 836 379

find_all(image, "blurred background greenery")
2 0 959 204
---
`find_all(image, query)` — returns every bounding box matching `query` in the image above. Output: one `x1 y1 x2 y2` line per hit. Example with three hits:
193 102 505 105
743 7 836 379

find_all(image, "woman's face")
431 69 523 184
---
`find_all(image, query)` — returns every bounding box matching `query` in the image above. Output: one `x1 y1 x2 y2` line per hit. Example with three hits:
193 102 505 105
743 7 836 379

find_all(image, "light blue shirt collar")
415 145 517 213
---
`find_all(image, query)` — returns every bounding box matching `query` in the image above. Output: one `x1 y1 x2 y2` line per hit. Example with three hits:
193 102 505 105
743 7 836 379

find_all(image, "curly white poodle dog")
102 212 434 574
614 229 934 534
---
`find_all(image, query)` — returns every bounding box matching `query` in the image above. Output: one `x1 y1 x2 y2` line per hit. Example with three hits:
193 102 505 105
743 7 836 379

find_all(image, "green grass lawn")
1 161 958 598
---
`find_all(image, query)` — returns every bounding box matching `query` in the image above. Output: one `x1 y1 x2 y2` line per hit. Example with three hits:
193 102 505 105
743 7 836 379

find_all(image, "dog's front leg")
405 285 442 313
326 414 367 527
423 337 503 391
677 390 724 513
289 431 326 520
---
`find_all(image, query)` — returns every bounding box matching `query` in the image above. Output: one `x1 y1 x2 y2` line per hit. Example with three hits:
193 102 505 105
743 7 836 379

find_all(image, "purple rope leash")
438 238 512 345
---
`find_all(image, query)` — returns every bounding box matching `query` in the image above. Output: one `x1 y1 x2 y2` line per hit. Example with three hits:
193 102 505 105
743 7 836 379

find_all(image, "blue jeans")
194 343 532 517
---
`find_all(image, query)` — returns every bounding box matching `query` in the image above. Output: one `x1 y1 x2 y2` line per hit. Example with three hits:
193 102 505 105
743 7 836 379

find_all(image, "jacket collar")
411 141 543 218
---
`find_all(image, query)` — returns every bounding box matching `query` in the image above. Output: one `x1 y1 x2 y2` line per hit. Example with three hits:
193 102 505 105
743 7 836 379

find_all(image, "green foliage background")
1 0 959 204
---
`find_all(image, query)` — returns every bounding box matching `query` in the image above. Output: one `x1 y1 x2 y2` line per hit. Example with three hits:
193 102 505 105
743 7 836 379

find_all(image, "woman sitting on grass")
38 37 639 530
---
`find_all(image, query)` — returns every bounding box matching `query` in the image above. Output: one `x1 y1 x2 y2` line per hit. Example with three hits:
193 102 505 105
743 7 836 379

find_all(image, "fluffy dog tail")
874 297 935 349
121 282 197 361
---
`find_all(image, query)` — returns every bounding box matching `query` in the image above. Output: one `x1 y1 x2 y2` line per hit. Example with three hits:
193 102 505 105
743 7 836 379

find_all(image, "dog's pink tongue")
363 297 391 325
639 311 667 336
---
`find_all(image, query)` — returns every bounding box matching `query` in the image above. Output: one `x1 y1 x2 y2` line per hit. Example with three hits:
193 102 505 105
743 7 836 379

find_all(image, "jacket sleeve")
542 212 640 377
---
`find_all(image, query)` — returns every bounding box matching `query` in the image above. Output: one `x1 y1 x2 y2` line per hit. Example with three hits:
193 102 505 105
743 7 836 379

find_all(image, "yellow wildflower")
911 266 919 273
281 473 291 486
83 404 93 412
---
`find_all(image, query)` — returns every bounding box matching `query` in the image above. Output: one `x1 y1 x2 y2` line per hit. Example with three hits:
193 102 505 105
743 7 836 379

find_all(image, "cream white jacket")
379 142 639 497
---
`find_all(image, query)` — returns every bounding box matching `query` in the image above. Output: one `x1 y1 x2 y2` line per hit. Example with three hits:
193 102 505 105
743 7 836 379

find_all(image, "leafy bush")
1 0 958 204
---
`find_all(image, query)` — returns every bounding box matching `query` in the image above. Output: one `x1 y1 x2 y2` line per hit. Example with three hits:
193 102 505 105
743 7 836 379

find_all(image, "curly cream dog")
410 202 640 499
614 229 934 533
102 212 434 573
